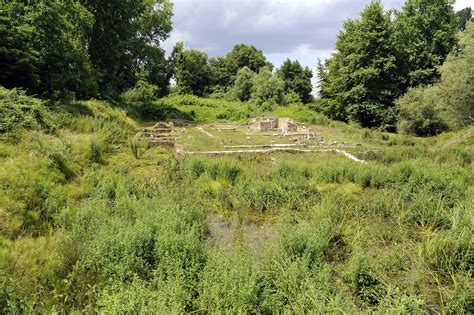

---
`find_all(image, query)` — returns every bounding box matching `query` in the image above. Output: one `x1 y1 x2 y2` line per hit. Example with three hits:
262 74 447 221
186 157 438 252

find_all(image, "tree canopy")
319 1 401 130
277 59 313 104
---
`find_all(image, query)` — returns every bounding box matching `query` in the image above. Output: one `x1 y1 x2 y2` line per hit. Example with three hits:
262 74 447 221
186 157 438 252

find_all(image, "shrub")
0 87 54 135
197 251 259 313
0 270 26 313
121 80 158 103
397 86 449 137
345 253 386 306
129 137 148 159
88 139 103 164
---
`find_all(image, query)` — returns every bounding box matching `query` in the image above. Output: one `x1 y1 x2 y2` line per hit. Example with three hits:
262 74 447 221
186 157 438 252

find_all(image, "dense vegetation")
318 0 473 132
1 0 473 312
0 89 473 312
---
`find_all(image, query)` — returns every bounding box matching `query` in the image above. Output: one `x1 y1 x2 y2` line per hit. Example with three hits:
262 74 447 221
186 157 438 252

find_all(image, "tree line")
0 0 314 106
1 0 472 134
317 0 473 132
1 0 173 99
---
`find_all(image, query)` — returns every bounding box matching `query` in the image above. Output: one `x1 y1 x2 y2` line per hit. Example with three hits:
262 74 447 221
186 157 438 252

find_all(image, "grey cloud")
164 0 405 58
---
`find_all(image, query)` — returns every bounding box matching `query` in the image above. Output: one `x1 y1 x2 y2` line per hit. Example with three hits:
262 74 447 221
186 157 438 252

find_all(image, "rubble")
136 122 175 147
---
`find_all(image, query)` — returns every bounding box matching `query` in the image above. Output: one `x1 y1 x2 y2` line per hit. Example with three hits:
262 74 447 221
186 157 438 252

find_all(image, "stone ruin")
136 122 175 147
250 117 298 133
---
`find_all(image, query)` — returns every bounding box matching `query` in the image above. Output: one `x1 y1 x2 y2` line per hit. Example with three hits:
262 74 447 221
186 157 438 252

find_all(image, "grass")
0 91 472 313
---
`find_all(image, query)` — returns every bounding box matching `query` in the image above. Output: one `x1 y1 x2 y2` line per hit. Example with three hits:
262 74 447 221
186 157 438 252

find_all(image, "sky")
163 0 472 70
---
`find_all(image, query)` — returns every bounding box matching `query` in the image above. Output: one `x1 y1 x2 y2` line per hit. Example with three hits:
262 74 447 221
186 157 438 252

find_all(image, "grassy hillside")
0 88 472 313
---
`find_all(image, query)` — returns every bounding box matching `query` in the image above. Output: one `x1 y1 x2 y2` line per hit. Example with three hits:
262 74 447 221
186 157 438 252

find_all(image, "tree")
80 0 173 96
438 21 474 127
277 59 313 104
397 85 448 136
206 44 272 92
208 56 234 92
0 13 39 91
456 7 473 31
139 45 173 97
229 66 255 101
173 43 211 96
226 44 271 74
251 67 285 107
320 1 402 130
394 0 457 87
0 0 97 98
397 22 474 135
33 0 97 98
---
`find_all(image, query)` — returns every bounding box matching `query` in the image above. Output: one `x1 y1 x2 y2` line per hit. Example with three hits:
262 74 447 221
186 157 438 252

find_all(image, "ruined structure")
136 122 175 146
250 117 279 131
249 117 299 133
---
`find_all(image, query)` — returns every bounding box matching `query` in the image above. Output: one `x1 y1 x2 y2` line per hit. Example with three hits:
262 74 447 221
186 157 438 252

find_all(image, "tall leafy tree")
397 21 474 135
208 56 234 92
394 0 457 87
81 0 173 96
230 66 255 101
139 45 173 97
207 44 272 92
173 43 211 96
456 7 473 31
438 21 474 127
277 59 313 104
226 44 270 74
251 67 285 107
0 0 96 98
0 12 39 90
320 1 402 130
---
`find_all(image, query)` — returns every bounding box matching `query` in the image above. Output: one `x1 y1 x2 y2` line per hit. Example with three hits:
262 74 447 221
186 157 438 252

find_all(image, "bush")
0 87 54 135
345 253 386 306
121 80 158 103
129 137 148 159
153 94 249 121
397 86 449 136
0 270 26 313
88 139 103 164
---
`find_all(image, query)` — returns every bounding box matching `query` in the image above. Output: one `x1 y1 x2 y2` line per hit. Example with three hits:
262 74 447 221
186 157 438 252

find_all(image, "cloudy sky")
163 0 471 69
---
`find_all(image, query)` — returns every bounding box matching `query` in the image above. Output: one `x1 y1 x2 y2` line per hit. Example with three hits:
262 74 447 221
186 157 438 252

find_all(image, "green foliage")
277 59 313 104
456 7 473 31
225 44 271 74
229 66 255 101
0 87 54 135
320 1 402 130
397 22 474 135
88 139 103 164
345 253 386 305
129 137 149 159
173 43 212 96
153 94 250 122
82 0 173 96
394 0 457 87
0 269 26 313
121 80 159 103
207 44 272 92
1 0 172 98
397 86 449 136
438 22 474 128
0 13 39 90
1 0 98 98
251 67 285 107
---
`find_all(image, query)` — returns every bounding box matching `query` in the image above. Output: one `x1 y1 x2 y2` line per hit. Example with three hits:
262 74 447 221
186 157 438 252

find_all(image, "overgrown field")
0 89 473 313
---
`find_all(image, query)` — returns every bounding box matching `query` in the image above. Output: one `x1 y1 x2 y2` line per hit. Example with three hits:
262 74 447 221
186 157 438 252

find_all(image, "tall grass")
0 92 472 313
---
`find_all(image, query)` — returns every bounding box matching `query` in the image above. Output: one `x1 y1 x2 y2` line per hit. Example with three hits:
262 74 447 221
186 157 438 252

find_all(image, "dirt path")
184 148 367 163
